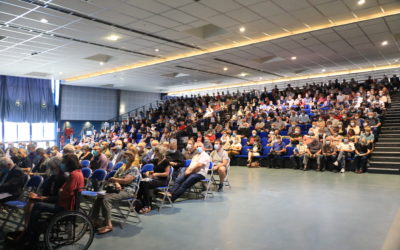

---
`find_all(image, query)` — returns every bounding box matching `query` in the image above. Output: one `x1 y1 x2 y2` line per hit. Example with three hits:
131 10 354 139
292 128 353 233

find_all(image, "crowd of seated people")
0 74 398 242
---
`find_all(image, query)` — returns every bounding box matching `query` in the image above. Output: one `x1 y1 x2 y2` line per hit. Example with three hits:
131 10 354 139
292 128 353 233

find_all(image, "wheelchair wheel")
44 210 94 250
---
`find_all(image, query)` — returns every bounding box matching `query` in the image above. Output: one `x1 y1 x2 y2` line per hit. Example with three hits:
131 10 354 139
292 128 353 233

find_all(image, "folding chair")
154 168 174 212
113 174 142 228
113 162 124 171
81 169 107 198
200 162 214 200
81 160 90 168
81 167 92 188
2 175 43 229
107 162 114 172
140 164 154 175
105 170 117 181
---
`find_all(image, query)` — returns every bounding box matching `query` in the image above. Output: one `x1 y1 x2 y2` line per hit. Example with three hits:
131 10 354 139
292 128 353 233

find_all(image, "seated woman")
12 154 84 247
228 137 242 158
25 157 65 226
91 151 139 234
137 147 170 214
247 138 262 167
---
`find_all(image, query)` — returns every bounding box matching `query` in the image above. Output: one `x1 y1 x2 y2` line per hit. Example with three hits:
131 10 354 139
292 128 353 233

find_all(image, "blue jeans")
170 173 205 201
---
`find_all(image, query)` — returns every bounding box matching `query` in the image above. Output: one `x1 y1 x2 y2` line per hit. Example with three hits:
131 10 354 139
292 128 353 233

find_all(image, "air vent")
100 84 114 88
294 69 309 74
0 36 6 41
185 24 227 39
25 72 51 77
84 54 112 62
161 72 190 78
254 56 285 64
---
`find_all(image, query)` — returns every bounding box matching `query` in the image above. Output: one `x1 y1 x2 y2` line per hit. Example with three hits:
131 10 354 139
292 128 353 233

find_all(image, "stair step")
370 156 400 161
367 168 400 175
370 161 400 165
374 148 400 153
378 137 400 140
375 142 400 146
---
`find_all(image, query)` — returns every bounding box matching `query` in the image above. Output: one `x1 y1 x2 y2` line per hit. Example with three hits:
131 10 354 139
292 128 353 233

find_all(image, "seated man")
0 157 25 203
228 137 242 158
322 140 337 171
291 141 307 169
210 140 229 192
303 138 322 171
334 138 355 173
182 140 196 160
142 140 159 164
269 136 286 169
354 138 372 174
166 142 211 202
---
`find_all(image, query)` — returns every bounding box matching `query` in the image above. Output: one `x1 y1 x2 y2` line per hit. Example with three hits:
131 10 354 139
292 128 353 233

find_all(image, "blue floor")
89 167 400 250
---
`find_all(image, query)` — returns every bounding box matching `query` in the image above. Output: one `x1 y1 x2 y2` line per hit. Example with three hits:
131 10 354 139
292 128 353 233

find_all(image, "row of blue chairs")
235 146 295 160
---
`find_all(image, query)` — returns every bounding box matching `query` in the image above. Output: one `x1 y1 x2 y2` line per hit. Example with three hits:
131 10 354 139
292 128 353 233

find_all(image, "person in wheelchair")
91 151 139 234
10 154 84 248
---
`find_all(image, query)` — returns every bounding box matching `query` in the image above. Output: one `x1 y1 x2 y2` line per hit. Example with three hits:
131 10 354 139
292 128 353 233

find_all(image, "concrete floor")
89 167 400 250
1 167 399 250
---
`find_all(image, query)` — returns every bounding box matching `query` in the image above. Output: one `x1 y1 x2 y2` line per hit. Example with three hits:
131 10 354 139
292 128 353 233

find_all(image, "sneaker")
218 184 224 192
333 161 339 166
340 168 345 173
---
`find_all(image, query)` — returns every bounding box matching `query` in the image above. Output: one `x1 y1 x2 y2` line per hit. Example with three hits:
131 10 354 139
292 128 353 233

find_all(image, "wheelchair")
22 191 95 250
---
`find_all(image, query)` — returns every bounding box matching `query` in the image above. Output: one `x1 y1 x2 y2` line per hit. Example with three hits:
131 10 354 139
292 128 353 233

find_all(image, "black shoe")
218 184 224 192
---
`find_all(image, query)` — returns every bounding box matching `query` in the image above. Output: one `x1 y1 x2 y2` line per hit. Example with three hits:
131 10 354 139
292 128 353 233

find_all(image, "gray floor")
89 167 400 250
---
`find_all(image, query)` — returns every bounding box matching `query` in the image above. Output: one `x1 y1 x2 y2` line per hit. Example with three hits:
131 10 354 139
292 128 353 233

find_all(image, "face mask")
252 133 257 136
368 116 373 119
92 150 99 157
100 145 105 150
60 163 67 172
196 147 203 153
326 141 331 145
116 145 122 150
123 159 129 164
343 116 347 119
168 149 176 153
299 142 303 145
351 123 355 126
214 144 220 150
295 131 300 134
343 139 349 143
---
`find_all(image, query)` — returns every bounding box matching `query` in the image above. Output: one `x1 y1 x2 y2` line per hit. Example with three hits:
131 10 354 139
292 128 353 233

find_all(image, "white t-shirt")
188 151 211 177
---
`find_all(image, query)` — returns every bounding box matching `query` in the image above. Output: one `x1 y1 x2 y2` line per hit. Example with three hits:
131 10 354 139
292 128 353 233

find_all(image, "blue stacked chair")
81 160 90 168
241 138 248 146
261 137 268 147
140 163 154 174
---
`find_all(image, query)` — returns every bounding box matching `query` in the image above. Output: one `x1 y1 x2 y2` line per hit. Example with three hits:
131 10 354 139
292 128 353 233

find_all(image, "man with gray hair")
0 157 25 202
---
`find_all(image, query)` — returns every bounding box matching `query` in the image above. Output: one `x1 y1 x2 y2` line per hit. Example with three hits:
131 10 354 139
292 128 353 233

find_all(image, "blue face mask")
123 159 128 164
60 163 67 172
92 150 99 157
196 147 203 153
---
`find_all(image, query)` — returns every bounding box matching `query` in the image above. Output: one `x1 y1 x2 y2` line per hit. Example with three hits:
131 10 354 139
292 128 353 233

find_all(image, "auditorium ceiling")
0 0 399 92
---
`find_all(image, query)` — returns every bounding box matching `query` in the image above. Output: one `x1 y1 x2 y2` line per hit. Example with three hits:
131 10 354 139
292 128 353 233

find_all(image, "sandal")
97 226 113 235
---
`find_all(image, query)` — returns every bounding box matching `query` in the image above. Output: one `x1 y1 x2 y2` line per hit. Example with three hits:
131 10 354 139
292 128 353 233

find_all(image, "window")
17 123 30 141
4 122 17 142
31 123 44 141
0 121 2 142
43 123 55 140
2 122 56 143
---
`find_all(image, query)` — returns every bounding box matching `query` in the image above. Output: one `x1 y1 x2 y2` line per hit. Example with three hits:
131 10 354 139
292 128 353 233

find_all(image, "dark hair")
62 154 80 172
214 139 222 144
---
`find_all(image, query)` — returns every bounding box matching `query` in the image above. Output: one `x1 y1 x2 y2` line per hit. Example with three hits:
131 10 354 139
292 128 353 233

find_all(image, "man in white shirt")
334 138 355 173
168 142 211 201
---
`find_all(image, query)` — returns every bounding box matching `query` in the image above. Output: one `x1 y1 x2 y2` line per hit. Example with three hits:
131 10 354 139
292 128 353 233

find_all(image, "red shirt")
58 169 84 210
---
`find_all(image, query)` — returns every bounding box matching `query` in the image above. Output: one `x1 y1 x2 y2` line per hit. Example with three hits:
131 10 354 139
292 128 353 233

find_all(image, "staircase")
369 93 400 174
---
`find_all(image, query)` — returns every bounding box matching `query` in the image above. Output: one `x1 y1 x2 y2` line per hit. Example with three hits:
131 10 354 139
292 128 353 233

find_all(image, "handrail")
108 99 165 122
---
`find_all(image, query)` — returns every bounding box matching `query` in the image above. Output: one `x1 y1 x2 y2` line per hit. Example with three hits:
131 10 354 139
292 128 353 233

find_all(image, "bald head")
0 157 14 170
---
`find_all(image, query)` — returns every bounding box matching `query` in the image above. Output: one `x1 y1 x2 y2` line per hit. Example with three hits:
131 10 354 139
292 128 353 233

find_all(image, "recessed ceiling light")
381 40 388 46
223 67 228 71
240 72 248 77
106 34 119 41
59 72 63 75
40 18 48 23
291 56 297 60
321 69 326 72
99 62 104 65
155 48 159 52
259 77 263 80
395 59 399 62
239 27 246 33
357 0 365 5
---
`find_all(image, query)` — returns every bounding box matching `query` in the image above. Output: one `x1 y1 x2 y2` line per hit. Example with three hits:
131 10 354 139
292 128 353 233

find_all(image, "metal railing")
108 99 165 122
